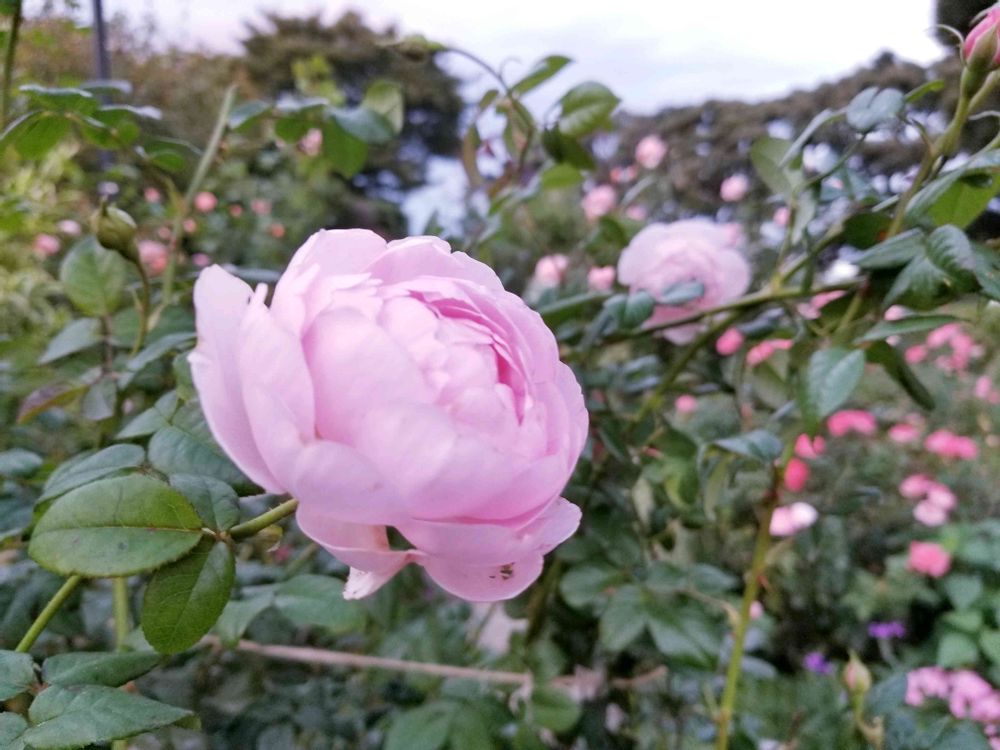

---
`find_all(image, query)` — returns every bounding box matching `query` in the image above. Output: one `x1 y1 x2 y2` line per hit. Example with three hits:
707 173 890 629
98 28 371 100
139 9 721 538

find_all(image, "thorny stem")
15 575 83 653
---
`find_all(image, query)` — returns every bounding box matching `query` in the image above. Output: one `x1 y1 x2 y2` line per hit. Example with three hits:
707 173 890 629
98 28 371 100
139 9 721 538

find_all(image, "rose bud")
91 203 138 263
843 652 873 695
190 229 588 602
965 7 1000 73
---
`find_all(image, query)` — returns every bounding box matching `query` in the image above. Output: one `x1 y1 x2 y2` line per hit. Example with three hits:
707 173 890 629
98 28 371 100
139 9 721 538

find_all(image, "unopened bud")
843 652 873 695
91 203 138 262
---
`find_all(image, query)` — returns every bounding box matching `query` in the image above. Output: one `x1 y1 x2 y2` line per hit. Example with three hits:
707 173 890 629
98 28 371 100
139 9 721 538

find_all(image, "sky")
39 0 947 112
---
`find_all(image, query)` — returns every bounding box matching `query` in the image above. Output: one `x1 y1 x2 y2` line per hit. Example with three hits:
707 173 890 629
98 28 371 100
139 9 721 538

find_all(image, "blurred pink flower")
194 191 218 213
582 185 616 221
715 327 744 356
587 266 616 291
772 206 790 226
534 254 569 287
888 422 922 444
268 223 286 239
951 671 996 720
617 219 751 344
624 204 648 221
300 128 323 156
907 541 951 577
905 345 928 363
770 502 818 536
784 458 810 492
720 174 750 202
183 218 197 234
884 305 907 321
610 165 638 184
746 339 792 366
191 253 211 268
749 601 764 619
144 187 162 203
251 198 272 215
925 429 979 460
56 219 81 236
914 501 948 526
138 240 168 276
975 375 1000 404
827 410 877 437
794 434 826 460
900 473 934 499
634 135 668 169
674 394 698 414
229 204 244 218
156 226 172 241
906 666 951 705
32 233 60 257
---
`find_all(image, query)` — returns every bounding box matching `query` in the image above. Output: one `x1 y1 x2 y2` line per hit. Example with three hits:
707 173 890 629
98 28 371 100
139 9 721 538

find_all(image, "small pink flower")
144 187 162 203
907 541 951 577
925 429 979 460
194 191 218 213
299 128 323 156
975 375 1000 403
56 219 81 236
926 485 957 512
268 223 286 239
900 474 934 499
905 345 928 364
884 305 908 321
32 234 60 257
183 218 197 234
827 410 877 437
634 135 668 169
772 206 790 226
138 240 168 276
624 204 648 221
191 253 211 268
950 671 995 719
610 165 638 184
784 458 810 492
770 502 818 537
749 601 764 619
794 434 826 460
674 394 698 414
914 501 948 526
534 254 569 287
888 423 921 444
720 174 750 202
229 204 244 218
715 328 744 356
581 185 616 221
747 339 792 366
157 226 172 241
587 266 615 291
906 666 951 706
251 198 272 215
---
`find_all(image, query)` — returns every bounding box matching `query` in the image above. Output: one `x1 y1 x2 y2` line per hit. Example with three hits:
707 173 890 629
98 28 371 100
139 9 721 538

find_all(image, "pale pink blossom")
720 174 750 202
194 191 218 213
906 666 951 706
189 229 587 601
251 198 272 215
951 671 996 719
746 339 793 366
783 458 810 493
624 204 648 221
634 135 668 169
772 206 790 226
749 601 764 619
32 234 60 257
770 502 818 536
616 220 750 344
534 254 569 287
587 266 616 291
715 328 744 356
888 423 922 444
964 8 1000 68
610 165 638 184
56 219 81 236
582 185 616 221
900 474 935 499
674 394 698 414
975 375 1000 404
827 410 877 437
795 434 826 460
914 501 948 526
138 240 168 276
191 253 211 268
884 305 908 321
144 187 162 203
183 218 197 234
925 429 979 460
907 541 951 577
905 345 928 364
299 128 323 156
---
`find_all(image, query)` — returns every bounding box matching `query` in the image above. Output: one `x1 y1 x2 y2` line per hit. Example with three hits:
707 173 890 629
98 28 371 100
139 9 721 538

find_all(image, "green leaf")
330 106 394 144
980 630 1000 666
10 112 71 158
169 474 239 531
0 448 43 479
362 79 404 133
385 702 453 750
540 127 594 169
621 291 655 328
885 255 953 307
865 341 935 410
559 563 625 609
936 631 979 668
19 85 97 115
942 575 984 610
270 575 365 634
530 686 581 732
228 100 272 131
856 314 959 343
926 225 975 281
933 723 991 750
23 684 196 749
750 137 802 198
926 173 1000 229
799 347 865 428
59 237 128 317
39 318 102 364
0 650 36 699
511 55 572 95
40 444 145 502
855 229 925 270
0 713 27 750
539 163 583 190
116 391 179 439
42 651 161 687
29 475 204 577
321 120 368 178
599 585 646 651
845 87 904 131
712 430 783 465
657 280 705 305
645 602 719 668
213 595 275 646
147 402 248 489
973 243 1000 300
557 82 619 138
142 538 235 653
448 707 494 749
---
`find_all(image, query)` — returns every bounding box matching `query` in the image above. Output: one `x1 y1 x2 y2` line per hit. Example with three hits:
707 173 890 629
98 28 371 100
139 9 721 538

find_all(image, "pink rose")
914 501 948 527
587 265 615 291
616 219 751 344
194 191 218 213
964 8 1000 68
770 502 818 536
138 240 168 276
794 433 825 460
900 474 935 499
907 541 951 577
581 185 616 221
674 394 698 414
190 229 587 601
783 458 810 493
715 327 744 356
720 174 750 202
32 234 60 258
827 410 877 437
925 429 979 460
634 135 668 169
906 666 951 706
534 254 569 287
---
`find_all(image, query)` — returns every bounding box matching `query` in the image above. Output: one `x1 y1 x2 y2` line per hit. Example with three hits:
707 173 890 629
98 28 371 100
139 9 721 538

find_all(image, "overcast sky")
37 0 947 112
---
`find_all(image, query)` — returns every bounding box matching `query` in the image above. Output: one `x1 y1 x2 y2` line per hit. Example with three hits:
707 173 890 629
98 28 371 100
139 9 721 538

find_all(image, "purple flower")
868 621 906 640
803 651 833 675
